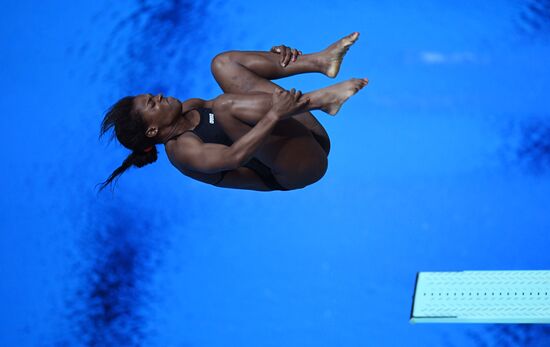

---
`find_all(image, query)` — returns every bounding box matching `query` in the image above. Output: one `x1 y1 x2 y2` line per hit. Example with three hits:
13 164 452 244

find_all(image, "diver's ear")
145 126 158 138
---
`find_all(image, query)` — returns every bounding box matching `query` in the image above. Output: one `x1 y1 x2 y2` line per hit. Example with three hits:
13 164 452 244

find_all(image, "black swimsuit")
165 107 288 191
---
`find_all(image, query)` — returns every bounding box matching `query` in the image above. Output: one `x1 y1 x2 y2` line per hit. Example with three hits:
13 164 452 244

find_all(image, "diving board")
410 270 550 323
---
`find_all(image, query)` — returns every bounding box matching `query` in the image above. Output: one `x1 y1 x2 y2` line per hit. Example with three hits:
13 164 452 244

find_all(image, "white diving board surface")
410 270 550 323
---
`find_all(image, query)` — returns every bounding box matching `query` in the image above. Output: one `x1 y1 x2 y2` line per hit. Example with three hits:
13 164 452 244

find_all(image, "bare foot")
312 78 369 116
319 32 360 78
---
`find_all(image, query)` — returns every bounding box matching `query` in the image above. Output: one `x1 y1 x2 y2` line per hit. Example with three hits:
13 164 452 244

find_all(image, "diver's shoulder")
164 131 202 162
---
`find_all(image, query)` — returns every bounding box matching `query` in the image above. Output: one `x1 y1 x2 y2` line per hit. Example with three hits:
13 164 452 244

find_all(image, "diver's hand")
270 88 310 120
270 45 302 67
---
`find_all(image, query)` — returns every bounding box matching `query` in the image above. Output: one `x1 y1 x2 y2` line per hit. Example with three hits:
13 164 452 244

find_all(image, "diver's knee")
310 155 328 184
314 133 331 156
211 51 238 73
285 155 328 189
212 94 235 116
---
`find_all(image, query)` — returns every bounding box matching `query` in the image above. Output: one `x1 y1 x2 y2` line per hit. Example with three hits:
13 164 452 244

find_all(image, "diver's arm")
169 111 279 174
170 88 309 174
226 110 280 167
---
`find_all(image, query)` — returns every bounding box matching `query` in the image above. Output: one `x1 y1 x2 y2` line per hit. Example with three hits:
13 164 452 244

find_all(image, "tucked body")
99 32 368 191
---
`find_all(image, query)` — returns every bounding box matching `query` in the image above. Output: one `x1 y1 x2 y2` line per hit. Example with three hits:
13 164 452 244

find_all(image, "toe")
348 32 359 41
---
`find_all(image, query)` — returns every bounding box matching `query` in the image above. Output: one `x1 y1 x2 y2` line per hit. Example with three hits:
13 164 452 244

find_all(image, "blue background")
1 0 550 345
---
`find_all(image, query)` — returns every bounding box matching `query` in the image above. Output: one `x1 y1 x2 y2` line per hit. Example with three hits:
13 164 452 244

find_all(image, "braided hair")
98 96 158 191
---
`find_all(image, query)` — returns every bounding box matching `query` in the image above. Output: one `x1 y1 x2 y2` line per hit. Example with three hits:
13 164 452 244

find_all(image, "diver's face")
133 93 181 138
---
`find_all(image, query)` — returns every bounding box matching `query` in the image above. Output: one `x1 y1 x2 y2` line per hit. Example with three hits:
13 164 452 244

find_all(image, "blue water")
1 0 550 346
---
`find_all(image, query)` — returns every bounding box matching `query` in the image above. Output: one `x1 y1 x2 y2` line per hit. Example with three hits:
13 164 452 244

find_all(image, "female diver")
99 32 368 191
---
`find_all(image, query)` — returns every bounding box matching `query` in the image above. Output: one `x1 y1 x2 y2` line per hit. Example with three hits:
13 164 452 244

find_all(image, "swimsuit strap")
162 107 201 145
163 129 192 144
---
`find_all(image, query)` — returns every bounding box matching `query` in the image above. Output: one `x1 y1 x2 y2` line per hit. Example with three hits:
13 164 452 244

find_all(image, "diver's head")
132 93 183 140
97 93 181 191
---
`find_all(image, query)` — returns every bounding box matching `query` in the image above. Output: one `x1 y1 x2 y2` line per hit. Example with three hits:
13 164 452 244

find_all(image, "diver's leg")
293 113 331 155
210 78 368 189
210 33 360 156
210 32 360 90
212 50 322 91
213 78 369 124
211 106 328 190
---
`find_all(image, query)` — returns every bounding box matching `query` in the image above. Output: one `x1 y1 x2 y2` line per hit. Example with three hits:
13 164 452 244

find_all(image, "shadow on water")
452 2 550 345
60 197 169 347
480 0 550 324
59 0 232 345
468 324 550 347
499 116 550 175
518 0 550 39
515 118 550 174
71 0 223 97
